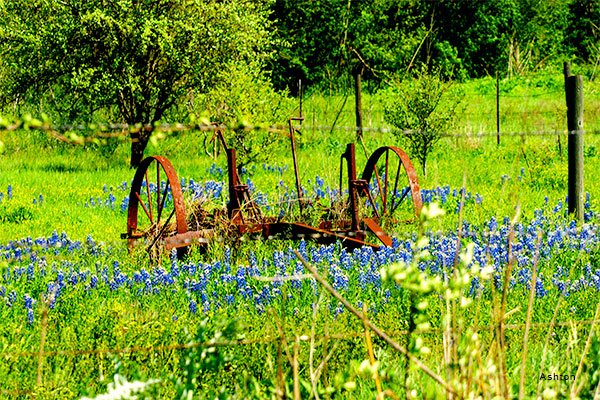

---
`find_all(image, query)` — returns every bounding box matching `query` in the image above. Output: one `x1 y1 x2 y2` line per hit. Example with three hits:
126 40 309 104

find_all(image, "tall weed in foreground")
377 202 502 398
291 200 600 399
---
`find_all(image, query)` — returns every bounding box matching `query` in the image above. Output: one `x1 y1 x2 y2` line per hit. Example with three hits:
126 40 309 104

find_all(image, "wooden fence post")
565 64 584 223
496 71 500 145
298 79 302 120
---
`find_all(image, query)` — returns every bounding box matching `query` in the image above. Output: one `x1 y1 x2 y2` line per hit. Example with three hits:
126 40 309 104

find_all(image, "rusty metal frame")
124 126 423 255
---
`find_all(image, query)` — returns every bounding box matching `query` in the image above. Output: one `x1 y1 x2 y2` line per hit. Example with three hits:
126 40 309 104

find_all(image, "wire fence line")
306 106 565 114
1 121 598 141
468 90 565 98
1 318 598 361
302 126 595 138
2 314 588 398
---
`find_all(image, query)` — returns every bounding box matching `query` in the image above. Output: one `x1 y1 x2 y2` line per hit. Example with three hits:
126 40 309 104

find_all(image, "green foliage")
269 0 426 91
193 63 295 171
381 71 462 177
81 357 161 400
0 0 274 124
0 0 277 165
0 199 38 224
420 0 570 78
270 0 584 88
567 0 600 64
173 319 238 399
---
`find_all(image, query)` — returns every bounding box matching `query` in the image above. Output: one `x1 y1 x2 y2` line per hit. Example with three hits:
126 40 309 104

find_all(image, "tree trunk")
129 128 152 168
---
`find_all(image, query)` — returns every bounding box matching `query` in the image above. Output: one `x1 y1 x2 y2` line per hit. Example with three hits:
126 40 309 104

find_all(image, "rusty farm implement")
122 118 423 257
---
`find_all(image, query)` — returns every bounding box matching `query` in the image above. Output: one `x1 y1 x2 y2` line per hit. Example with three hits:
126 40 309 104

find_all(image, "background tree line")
0 0 598 166
270 0 600 92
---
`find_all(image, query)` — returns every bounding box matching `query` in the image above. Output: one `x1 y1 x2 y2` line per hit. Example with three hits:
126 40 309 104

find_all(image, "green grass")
1 71 600 399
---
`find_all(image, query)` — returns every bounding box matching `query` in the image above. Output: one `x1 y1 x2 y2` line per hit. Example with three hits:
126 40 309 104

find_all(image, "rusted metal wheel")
125 156 187 258
359 146 423 226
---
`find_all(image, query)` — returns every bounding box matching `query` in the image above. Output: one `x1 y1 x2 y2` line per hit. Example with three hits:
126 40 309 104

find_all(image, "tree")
268 0 427 92
0 0 275 167
382 71 461 179
427 0 570 78
193 61 295 175
566 0 600 66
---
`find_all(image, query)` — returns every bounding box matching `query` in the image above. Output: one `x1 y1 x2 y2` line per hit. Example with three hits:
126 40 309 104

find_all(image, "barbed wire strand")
2 122 599 142
0 316 597 397
1 318 598 360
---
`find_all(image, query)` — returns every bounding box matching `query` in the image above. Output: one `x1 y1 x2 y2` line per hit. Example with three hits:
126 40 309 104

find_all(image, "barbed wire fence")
1 119 600 138
2 318 599 361
2 67 600 397
1 276 599 398
0 109 598 248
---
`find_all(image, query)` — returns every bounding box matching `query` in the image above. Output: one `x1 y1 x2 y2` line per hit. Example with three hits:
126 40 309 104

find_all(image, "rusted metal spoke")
363 187 380 220
361 146 422 220
156 162 161 220
373 164 384 212
157 181 170 223
145 170 153 223
391 186 410 215
146 207 176 254
390 158 402 214
135 192 153 224
383 149 389 215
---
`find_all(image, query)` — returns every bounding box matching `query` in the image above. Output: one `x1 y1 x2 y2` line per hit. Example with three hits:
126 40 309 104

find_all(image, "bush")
380 70 462 178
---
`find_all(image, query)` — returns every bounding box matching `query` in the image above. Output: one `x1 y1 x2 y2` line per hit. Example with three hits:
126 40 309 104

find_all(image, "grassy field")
1 71 600 399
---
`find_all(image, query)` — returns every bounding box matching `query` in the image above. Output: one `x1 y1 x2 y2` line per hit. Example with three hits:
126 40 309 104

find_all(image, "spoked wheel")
126 156 188 260
359 146 422 228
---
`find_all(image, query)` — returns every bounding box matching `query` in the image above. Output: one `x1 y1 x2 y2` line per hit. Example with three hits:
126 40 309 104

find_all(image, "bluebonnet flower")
23 293 34 309
108 193 116 209
27 263 34 281
535 278 547 297
27 309 34 325
90 275 98 289
189 299 197 314
333 302 344 319
384 289 391 303
120 197 129 212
